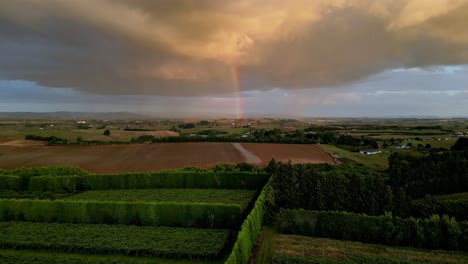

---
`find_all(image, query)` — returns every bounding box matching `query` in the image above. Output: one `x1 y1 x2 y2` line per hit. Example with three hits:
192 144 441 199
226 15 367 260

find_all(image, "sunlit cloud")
1 0 468 96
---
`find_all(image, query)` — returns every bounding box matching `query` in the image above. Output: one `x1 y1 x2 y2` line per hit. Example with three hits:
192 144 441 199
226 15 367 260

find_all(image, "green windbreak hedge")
83 171 268 190
277 209 468 251
0 176 21 191
28 176 84 193
225 179 273 264
0 199 243 229
412 195 468 221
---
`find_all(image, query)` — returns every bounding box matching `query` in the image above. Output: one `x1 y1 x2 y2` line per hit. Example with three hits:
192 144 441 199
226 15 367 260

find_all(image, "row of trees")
270 161 406 216
388 151 468 199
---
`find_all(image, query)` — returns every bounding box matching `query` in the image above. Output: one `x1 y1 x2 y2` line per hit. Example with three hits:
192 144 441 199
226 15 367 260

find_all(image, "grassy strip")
0 249 221 264
225 179 273 264
0 199 242 229
320 144 388 171
272 235 468 264
66 189 256 210
0 222 229 259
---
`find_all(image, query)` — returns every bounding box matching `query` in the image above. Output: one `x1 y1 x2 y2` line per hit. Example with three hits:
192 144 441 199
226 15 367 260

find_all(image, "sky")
1 0 467 118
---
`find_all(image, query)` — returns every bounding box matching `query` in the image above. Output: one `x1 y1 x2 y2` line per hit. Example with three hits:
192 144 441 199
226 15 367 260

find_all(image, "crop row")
66 189 255 210
0 199 242 229
0 249 218 264
0 221 230 259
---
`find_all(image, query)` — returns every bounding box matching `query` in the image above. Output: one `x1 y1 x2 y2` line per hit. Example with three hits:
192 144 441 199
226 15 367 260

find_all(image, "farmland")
272 235 468 264
0 222 229 259
241 143 335 166
65 189 255 209
0 142 335 173
0 166 271 263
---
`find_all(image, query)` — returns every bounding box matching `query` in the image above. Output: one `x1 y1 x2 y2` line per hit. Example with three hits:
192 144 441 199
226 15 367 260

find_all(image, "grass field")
426 192 468 201
273 235 468 264
0 221 230 258
66 189 256 209
320 144 389 171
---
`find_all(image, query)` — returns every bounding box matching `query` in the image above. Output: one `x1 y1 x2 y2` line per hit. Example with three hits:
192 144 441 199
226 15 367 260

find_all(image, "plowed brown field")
241 143 336 165
0 142 334 173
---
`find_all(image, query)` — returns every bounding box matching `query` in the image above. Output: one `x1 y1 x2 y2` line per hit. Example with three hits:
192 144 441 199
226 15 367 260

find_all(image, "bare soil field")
0 142 334 173
241 143 335 166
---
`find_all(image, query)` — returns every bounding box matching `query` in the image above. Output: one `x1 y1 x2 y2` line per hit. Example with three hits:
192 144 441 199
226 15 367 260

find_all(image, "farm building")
359 149 381 155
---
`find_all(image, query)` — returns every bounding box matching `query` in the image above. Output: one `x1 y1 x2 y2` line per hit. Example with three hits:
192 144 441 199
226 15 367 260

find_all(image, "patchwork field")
0 142 334 172
0 167 270 263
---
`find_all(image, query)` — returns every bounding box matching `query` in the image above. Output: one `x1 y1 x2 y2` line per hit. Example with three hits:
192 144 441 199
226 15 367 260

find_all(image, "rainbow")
230 64 244 119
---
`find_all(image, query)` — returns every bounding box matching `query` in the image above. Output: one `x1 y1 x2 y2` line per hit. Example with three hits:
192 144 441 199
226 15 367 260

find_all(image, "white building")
359 149 381 155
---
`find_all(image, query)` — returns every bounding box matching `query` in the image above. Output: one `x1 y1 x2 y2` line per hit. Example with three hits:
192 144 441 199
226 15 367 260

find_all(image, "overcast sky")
1 0 467 117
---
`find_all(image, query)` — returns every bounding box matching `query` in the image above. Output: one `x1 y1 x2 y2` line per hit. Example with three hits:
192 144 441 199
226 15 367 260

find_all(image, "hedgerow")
277 209 468 251
0 199 243 229
225 179 274 264
83 171 268 190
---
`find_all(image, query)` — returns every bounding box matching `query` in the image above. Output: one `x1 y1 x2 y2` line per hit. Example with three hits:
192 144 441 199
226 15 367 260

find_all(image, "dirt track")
0 141 335 173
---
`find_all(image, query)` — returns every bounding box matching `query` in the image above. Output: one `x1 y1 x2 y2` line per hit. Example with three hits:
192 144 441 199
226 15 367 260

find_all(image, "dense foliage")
83 171 268 191
277 209 468 251
0 168 268 194
452 137 468 151
411 194 468 221
0 199 243 229
0 222 229 259
271 162 393 216
225 180 273 264
388 151 468 198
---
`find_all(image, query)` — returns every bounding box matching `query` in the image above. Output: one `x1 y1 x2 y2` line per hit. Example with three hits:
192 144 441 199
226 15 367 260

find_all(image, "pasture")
272 235 468 264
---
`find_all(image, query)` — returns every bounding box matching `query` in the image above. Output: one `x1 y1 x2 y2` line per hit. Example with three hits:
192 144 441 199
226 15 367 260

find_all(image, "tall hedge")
28 176 84 193
411 195 468 221
0 199 242 229
0 176 21 191
83 171 268 190
225 180 273 264
277 209 468 251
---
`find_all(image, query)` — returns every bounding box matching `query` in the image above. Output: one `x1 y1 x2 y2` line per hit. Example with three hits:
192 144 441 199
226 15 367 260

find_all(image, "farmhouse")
359 149 381 155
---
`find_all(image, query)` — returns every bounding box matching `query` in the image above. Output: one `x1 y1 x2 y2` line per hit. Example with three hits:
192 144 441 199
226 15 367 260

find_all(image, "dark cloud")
0 0 468 96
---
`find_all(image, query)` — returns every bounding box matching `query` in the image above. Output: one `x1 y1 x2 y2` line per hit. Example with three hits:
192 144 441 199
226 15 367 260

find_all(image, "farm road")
232 143 262 164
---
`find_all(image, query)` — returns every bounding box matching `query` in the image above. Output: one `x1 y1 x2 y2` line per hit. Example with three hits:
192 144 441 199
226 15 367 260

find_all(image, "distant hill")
0 112 150 120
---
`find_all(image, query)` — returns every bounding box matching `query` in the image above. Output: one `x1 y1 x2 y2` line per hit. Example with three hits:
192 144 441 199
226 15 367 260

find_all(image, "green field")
321 144 389 171
273 235 468 264
0 221 230 259
0 249 220 264
65 189 256 209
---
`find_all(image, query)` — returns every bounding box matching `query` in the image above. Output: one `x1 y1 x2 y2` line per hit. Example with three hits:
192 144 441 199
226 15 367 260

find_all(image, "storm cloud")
1 0 468 96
